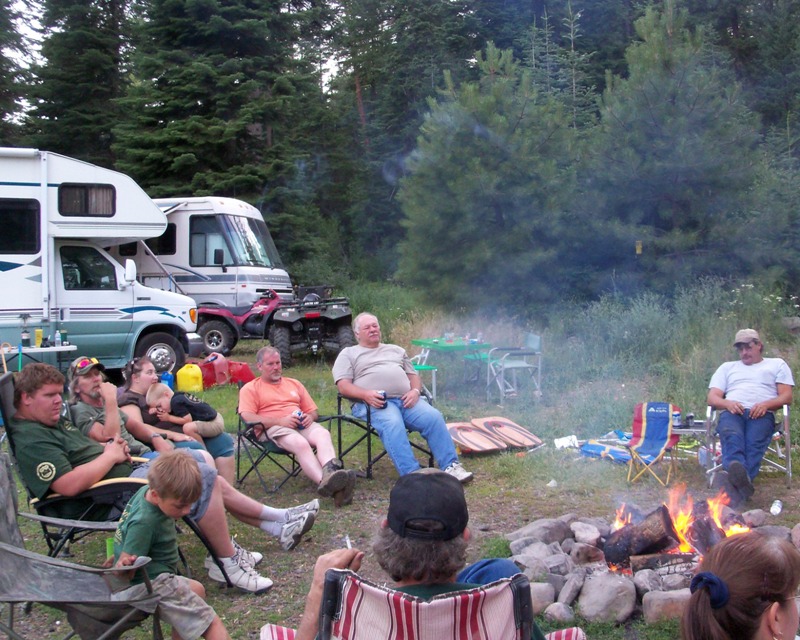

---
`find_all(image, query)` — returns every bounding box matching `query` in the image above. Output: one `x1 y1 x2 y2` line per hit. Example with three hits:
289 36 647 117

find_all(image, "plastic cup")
34 328 43 347
60 329 68 345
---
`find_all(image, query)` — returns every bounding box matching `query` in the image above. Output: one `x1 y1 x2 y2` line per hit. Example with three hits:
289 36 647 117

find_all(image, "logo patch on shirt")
36 462 56 482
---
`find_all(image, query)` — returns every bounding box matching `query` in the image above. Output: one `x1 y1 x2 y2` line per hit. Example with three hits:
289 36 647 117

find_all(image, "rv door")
54 243 134 359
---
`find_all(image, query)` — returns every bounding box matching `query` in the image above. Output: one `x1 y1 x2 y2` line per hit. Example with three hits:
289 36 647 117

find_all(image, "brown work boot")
317 458 350 497
333 470 357 507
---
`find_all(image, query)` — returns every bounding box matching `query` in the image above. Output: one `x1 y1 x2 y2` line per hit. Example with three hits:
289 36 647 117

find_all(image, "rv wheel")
136 332 185 373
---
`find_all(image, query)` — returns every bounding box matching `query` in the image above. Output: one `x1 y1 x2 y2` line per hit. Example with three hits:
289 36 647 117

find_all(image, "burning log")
630 552 696 573
604 505 679 566
686 517 726 556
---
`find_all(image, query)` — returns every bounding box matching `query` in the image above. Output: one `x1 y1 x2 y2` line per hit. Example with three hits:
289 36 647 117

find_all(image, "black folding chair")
334 394 433 479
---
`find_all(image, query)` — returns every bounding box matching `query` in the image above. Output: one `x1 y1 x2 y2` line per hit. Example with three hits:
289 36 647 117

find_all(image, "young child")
111 450 233 639
146 383 225 445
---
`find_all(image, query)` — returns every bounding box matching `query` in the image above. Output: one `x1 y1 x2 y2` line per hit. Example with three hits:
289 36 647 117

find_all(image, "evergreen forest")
3 0 800 314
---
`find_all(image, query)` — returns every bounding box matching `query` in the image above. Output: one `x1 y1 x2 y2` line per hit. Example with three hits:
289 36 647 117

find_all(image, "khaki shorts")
262 422 326 447
113 573 216 638
192 413 225 438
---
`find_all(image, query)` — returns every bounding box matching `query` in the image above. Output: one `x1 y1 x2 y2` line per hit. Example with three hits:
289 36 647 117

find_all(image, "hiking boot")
333 469 357 508
318 459 350 497
285 498 320 521
711 470 743 510
208 554 273 594
204 538 262 572
728 460 755 500
279 511 315 551
443 461 474 484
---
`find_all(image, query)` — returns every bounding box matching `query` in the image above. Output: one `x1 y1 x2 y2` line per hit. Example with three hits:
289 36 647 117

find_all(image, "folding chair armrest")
18 511 119 531
0 541 151 576
31 477 149 511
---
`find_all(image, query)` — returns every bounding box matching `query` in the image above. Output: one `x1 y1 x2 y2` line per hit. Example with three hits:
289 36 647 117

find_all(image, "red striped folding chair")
626 402 680 486
320 569 532 640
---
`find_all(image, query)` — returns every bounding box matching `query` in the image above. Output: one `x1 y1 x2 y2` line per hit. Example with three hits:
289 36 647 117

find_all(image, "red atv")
197 291 282 356
196 285 356 366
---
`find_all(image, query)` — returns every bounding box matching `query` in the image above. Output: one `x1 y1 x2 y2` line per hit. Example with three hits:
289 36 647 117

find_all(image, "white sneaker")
444 461 474 484
208 555 273 594
204 538 262 571
285 498 320 522
279 511 315 551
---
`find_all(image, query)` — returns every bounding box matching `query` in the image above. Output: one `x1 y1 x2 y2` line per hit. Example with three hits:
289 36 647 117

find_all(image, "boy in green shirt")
112 450 231 640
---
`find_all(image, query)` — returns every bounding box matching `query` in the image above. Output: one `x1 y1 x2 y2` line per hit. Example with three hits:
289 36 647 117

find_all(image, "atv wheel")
271 325 292 367
199 320 236 356
335 324 356 353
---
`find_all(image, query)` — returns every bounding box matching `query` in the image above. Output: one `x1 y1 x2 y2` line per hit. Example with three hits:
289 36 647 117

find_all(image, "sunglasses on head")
75 357 99 369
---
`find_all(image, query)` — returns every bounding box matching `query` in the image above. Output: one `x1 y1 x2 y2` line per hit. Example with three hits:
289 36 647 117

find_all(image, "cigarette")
345 535 352 549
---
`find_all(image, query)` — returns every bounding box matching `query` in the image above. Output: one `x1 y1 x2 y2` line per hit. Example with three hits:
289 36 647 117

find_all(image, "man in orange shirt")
239 347 356 506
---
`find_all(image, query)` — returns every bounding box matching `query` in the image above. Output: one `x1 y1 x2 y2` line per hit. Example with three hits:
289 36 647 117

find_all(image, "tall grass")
331 278 800 443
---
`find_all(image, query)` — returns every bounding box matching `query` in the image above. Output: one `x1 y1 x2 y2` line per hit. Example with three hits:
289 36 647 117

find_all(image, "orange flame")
613 504 633 531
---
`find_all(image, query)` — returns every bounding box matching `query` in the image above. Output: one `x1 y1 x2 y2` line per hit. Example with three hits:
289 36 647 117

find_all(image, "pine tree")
0 0 24 143
24 0 127 165
397 44 579 308
586 2 761 295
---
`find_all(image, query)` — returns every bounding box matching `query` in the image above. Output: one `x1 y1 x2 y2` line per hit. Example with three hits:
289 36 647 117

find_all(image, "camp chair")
410 353 437 401
335 394 434 479
703 404 791 487
486 333 542 405
236 413 309 494
626 402 680 486
0 452 164 640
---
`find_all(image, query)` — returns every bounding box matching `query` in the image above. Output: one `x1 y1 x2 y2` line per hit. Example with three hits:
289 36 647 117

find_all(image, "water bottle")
54 330 62 347
160 370 174 390
770 500 783 516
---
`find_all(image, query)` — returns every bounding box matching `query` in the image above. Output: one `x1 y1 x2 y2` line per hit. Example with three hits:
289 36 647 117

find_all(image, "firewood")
686 517 726 555
604 505 679 566
630 552 696 573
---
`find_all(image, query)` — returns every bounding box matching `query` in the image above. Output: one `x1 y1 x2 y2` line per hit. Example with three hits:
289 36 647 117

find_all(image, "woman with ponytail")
682 531 800 640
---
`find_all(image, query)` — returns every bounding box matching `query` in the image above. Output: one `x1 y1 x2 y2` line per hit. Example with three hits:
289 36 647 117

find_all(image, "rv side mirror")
124 259 137 283
213 249 224 266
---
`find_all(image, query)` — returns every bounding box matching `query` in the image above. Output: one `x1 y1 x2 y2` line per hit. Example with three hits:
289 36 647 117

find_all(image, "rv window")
145 223 177 255
60 246 118 290
0 199 39 253
189 216 232 266
59 184 115 217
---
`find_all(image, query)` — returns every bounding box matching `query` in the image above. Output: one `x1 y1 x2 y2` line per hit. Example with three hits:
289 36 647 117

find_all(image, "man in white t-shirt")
708 328 794 505
332 313 473 483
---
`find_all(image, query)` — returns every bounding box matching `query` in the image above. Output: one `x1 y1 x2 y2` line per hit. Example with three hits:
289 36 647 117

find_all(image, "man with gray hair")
708 328 794 506
332 312 472 483
239 346 356 506
286 470 548 640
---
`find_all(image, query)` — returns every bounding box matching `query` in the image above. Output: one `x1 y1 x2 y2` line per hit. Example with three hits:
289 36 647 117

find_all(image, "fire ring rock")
577 572 636 623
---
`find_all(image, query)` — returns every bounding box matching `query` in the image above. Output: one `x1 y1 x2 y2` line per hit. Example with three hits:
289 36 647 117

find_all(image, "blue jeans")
717 409 775 480
352 397 458 475
457 559 520 584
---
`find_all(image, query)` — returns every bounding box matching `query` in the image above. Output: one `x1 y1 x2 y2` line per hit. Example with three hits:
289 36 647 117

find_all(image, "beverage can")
770 499 783 516
294 409 305 430
671 410 682 428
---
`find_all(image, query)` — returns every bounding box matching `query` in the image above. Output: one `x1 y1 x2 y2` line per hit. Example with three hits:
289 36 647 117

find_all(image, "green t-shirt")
8 414 133 519
397 582 547 640
69 401 152 455
113 485 179 584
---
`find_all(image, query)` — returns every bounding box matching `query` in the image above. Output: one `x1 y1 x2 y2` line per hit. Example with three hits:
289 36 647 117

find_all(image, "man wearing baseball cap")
708 329 794 507
288 470 548 640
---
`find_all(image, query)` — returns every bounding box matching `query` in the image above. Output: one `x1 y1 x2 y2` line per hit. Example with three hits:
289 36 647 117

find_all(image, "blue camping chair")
626 402 680 486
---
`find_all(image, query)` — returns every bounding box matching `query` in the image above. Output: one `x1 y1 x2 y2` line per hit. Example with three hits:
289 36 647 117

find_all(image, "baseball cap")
733 329 760 347
387 470 468 541
68 356 105 380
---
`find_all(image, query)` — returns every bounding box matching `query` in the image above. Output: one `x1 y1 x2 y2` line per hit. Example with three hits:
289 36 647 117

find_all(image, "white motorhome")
0 148 201 372
109 197 293 309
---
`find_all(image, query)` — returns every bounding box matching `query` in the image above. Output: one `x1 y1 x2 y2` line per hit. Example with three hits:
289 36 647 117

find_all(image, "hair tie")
690 571 730 609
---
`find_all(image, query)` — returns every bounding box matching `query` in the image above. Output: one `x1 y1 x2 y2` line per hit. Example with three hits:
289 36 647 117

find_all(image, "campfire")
605 484 749 570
